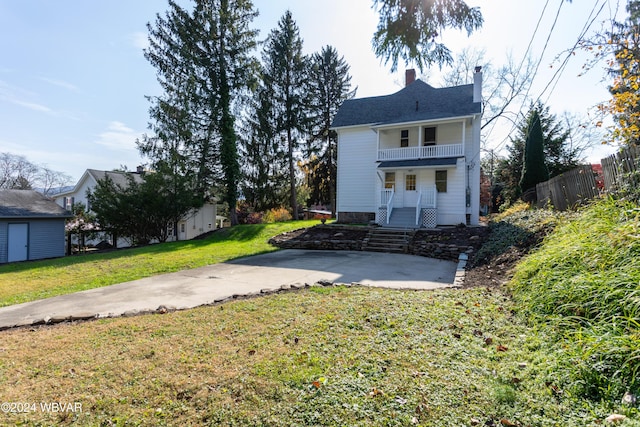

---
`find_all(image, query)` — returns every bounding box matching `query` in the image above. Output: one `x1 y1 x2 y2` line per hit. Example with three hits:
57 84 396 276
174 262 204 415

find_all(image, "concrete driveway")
0 250 460 329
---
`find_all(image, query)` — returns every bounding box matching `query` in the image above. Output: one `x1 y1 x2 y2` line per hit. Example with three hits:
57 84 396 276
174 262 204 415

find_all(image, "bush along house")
331 68 482 228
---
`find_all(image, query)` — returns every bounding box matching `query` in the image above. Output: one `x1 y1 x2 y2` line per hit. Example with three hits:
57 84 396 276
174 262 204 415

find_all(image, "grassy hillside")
510 197 640 404
0 220 316 307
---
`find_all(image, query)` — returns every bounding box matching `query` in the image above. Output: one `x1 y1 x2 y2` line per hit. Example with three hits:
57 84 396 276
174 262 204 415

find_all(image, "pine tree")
519 110 549 195
372 0 483 71
240 74 289 212
495 103 581 204
261 11 307 219
140 0 259 225
304 46 354 215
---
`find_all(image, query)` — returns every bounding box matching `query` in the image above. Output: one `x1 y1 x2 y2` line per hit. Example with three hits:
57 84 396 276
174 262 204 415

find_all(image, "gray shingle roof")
377 157 459 168
87 169 144 187
0 190 72 219
331 80 481 128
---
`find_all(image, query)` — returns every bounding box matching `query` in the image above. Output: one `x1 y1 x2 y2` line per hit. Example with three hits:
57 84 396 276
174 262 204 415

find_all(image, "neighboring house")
0 190 72 263
55 169 218 247
331 68 483 227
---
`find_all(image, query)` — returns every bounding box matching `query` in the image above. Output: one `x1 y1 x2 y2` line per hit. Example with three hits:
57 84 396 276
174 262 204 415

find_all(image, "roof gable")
0 190 72 218
57 169 145 198
331 79 481 128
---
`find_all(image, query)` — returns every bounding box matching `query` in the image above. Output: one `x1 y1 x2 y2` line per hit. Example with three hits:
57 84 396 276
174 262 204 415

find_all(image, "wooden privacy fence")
601 145 640 192
536 165 599 211
533 145 640 211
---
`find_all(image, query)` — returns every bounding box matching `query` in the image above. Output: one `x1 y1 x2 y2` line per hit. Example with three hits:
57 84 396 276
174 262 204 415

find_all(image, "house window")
400 129 409 147
405 174 416 191
423 127 436 146
180 223 185 233
384 172 395 189
435 170 447 193
63 196 74 211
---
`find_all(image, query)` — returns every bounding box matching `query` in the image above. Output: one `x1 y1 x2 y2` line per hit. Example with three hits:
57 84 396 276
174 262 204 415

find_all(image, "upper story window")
423 127 436 146
400 129 409 147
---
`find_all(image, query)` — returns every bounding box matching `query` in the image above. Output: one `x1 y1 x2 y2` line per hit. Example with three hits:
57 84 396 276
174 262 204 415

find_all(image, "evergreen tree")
140 0 259 225
494 103 582 205
304 45 355 216
519 110 549 194
372 0 483 71
240 75 289 212
261 11 307 219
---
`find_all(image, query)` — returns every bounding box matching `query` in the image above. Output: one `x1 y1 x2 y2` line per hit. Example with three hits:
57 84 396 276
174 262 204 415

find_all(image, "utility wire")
491 0 565 155
537 0 608 106
485 0 554 154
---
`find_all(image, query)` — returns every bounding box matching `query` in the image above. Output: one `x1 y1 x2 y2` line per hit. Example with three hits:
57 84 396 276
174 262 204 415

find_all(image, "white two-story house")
331 68 482 227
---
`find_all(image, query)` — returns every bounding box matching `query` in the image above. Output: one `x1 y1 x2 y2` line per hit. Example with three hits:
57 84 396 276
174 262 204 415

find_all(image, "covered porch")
375 157 462 228
378 186 437 228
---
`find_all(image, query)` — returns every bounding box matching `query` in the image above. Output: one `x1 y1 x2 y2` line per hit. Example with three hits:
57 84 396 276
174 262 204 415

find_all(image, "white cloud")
39 77 79 92
0 79 55 114
130 31 149 50
12 99 52 113
94 121 140 151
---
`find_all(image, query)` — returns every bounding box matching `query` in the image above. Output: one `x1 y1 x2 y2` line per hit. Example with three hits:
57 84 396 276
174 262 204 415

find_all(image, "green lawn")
0 220 316 307
0 285 620 426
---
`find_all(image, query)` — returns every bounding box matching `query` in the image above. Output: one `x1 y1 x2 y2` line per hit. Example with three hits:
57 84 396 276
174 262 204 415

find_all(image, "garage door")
8 223 28 262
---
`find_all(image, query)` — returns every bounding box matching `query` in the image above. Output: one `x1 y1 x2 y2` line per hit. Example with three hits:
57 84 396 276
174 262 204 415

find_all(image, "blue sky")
0 0 622 182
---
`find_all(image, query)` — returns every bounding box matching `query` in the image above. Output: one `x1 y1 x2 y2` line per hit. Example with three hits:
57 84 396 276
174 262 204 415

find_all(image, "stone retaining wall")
270 225 486 263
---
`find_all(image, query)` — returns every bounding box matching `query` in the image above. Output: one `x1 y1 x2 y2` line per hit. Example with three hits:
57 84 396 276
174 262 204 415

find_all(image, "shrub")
236 201 263 224
509 197 640 400
263 207 292 223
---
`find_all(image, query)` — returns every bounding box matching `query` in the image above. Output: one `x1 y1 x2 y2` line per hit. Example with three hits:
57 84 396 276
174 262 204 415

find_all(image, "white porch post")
461 119 466 154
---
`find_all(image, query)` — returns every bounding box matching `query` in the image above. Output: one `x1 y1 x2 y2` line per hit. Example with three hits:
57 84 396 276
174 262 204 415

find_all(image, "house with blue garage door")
0 190 72 263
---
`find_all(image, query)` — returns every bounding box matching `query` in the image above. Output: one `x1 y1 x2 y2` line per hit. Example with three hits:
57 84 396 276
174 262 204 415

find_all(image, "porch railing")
381 188 394 224
378 143 463 161
422 185 437 209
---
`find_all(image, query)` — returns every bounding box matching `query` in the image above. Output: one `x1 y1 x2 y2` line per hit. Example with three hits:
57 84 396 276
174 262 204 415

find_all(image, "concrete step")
388 208 419 228
363 228 415 253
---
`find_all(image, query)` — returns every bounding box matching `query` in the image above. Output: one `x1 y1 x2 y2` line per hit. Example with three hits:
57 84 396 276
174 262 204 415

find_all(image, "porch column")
461 119 466 155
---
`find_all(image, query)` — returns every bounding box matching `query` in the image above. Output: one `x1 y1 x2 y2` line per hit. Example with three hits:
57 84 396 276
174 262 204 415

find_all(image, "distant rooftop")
0 189 72 219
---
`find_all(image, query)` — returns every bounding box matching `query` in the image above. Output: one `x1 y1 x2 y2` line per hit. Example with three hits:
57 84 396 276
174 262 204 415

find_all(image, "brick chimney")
473 66 482 103
405 69 416 86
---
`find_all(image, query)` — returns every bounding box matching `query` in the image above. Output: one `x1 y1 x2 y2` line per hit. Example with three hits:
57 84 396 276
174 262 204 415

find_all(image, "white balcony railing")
378 143 463 161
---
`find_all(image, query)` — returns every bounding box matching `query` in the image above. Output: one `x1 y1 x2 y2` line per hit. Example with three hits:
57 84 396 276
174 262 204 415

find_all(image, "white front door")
403 173 418 207
8 223 28 262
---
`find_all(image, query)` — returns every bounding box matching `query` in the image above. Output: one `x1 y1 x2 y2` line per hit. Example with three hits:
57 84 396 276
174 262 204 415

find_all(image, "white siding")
337 127 378 213
467 116 482 225
54 174 96 211
177 203 217 241
435 159 467 225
